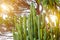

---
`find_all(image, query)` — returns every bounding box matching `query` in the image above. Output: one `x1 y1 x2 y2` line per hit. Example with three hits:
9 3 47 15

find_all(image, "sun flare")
0 3 14 12
1 4 9 11
49 15 57 23
2 14 8 20
45 14 58 26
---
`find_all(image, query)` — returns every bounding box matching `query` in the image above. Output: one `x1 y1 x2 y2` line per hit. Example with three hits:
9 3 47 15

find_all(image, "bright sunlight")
45 14 58 26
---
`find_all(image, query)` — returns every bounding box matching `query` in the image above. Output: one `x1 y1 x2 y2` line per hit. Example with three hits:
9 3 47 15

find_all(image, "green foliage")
13 1 60 40
42 0 60 9
0 17 3 24
37 0 41 4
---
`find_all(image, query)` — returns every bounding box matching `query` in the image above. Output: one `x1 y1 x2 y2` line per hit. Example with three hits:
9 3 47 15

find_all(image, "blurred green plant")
12 0 60 40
